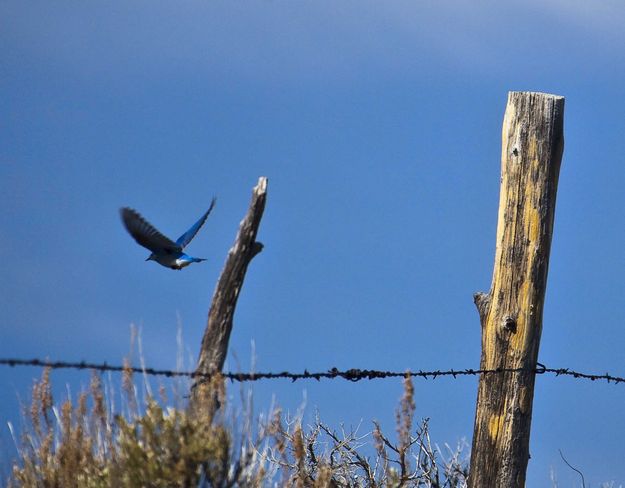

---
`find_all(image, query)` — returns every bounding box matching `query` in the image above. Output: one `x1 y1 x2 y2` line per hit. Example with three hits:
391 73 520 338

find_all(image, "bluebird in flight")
120 198 216 270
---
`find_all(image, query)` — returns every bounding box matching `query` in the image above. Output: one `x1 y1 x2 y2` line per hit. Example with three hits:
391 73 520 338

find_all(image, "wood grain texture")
468 92 564 487
191 177 268 399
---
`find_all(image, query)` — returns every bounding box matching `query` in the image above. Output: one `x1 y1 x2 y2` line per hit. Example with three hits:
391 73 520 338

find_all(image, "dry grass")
7 368 468 487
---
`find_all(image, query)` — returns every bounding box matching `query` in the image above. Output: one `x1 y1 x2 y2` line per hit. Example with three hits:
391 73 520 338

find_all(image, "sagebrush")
7 365 468 487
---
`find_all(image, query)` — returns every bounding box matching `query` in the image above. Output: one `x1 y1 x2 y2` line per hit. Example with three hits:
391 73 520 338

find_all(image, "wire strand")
1 358 624 385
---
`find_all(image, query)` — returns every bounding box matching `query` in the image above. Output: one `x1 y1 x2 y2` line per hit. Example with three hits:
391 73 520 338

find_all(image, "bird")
120 198 216 270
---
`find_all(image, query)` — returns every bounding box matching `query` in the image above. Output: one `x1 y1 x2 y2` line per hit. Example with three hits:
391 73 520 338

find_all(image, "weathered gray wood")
191 177 267 398
468 92 564 487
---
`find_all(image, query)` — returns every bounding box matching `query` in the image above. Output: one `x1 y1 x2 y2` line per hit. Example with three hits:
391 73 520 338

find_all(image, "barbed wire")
1 357 624 385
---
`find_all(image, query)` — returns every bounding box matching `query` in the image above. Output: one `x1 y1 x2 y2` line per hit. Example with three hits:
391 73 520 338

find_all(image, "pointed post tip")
255 176 268 194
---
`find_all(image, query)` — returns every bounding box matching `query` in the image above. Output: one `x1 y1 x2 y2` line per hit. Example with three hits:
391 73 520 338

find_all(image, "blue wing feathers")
175 198 217 248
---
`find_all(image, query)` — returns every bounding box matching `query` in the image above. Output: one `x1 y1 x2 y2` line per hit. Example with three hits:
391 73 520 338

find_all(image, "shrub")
8 368 468 487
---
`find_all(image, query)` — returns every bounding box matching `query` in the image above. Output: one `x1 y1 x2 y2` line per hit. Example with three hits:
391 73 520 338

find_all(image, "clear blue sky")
2 1 625 485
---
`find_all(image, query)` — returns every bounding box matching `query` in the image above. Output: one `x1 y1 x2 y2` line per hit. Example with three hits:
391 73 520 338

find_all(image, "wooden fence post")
190 177 268 403
468 92 564 487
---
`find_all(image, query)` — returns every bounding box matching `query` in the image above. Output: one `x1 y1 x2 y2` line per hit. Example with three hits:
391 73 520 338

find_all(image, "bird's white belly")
153 254 180 268
175 258 192 269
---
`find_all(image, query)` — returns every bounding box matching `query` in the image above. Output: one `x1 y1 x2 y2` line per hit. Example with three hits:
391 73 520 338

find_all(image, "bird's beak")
145 256 151 261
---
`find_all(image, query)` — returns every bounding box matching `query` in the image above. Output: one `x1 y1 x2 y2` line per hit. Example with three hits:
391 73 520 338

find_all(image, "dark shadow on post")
189 176 268 407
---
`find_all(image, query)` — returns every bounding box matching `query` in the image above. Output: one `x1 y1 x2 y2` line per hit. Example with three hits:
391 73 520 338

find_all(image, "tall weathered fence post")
190 177 267 404
468 92 564 487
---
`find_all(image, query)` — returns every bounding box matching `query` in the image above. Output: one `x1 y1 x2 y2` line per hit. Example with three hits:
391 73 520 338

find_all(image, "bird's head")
146 254 156 262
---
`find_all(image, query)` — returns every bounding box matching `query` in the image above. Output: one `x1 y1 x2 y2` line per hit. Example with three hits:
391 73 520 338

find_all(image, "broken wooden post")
190 177 268 402
468 92 564 487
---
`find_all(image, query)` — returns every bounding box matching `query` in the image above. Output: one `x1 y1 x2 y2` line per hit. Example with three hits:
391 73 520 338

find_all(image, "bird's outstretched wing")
120 207 181 254
175 197 217 249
